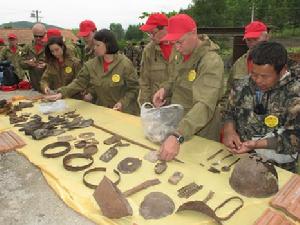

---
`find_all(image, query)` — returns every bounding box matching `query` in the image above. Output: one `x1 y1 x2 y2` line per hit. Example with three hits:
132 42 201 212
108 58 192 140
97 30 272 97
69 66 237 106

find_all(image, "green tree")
109 23 125 41
125 24 144 41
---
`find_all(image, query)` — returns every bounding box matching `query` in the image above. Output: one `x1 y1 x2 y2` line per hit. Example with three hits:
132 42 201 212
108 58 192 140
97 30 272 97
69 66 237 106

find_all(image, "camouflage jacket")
0 46 25 79
20 42 46 92
223 72 300 156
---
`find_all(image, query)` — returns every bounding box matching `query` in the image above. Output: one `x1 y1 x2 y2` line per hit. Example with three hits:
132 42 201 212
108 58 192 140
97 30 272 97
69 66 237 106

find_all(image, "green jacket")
20 42 46 92
164 38 224 141
223 72 300 170
40 55 81 91
59 53 140 115
0 46 25 79
139 41 174 105
227 52 249 92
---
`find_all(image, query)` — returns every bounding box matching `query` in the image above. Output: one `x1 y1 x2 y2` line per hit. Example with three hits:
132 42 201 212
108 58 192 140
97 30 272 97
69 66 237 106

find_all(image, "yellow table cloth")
0 99 297 225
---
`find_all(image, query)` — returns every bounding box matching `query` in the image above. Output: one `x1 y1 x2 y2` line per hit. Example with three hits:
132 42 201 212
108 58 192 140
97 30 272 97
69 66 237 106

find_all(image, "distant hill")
0 21 63 29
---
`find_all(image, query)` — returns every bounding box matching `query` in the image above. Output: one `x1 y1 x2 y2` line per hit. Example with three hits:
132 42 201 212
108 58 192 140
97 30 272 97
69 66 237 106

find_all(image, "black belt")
63 153 94 171
41 142 71 158
83 167 121 189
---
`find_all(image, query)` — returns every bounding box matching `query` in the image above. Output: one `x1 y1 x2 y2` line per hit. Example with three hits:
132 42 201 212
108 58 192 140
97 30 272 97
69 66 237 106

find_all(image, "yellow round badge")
112 74 120 83
65 66 72 74
264 115 279 128
188 70 196 82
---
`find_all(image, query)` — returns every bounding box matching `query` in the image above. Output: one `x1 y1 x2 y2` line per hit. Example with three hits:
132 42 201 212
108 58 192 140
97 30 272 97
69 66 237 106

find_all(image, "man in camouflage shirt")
223 42 300 172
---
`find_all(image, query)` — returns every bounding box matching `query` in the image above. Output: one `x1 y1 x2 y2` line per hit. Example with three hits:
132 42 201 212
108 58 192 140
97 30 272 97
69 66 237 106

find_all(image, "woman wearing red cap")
45 29 139 115
41 36 81 94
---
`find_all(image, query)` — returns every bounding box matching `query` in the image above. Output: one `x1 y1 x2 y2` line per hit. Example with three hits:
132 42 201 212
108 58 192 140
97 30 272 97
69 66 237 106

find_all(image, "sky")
0 0 192 29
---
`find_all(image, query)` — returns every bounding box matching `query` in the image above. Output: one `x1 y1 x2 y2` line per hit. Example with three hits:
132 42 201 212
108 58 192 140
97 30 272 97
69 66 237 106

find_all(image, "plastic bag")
39 100 68 114
140 102 184 143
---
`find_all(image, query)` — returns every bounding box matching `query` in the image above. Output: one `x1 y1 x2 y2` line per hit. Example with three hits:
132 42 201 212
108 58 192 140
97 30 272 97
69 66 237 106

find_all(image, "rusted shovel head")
93 176 132 219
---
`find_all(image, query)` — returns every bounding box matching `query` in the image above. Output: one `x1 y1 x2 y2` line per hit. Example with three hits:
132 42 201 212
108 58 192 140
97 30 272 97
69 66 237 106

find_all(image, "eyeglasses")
147 29 160 37
34 34 45 38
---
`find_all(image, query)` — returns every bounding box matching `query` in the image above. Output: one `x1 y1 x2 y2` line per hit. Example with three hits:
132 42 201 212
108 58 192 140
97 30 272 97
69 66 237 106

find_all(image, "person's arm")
118 59 139 110
58 63 90 98
40 66 51 94
176 52 224 139
0 47 7 61
138 49 152 105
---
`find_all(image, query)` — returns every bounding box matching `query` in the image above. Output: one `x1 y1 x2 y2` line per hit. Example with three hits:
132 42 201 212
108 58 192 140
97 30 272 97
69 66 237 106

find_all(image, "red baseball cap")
0 38 4 44
161 14 197 41
78 20 97 37
139 13 168 32
8 33 17 39
43 28 62 42
244 21 267 39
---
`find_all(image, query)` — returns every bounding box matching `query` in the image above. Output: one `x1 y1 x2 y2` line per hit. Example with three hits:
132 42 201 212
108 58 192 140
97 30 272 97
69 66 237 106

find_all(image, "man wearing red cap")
20 23 47 92
77 20 97 63
0 33 25 80
139 13 175 105
153 14 224 161
228 21 269 87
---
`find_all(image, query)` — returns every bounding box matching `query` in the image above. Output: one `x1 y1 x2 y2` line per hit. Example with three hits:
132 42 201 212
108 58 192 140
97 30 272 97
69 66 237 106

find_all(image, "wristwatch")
171 133 184 144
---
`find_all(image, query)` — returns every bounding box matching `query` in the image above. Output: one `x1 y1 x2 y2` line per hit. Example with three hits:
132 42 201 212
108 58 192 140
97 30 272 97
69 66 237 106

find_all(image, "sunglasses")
34 34 45 38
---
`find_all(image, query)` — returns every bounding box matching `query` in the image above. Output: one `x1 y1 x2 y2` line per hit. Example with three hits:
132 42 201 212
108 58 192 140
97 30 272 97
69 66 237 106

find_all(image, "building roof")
0 28 78 45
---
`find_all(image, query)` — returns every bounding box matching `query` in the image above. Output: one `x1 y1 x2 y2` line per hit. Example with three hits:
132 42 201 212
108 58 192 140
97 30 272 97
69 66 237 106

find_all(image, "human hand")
36 61 46 69
43 93 62 101
235 140 257 154
152 88 166 108
24 58 37 67
223 130 242 153
83 93 93 102
44 87 50 95
113 102 122 111
159 135 180 161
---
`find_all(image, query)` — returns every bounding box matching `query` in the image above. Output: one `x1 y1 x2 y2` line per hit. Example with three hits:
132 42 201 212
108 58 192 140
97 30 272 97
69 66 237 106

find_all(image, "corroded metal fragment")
229 156 278 197
103 135 121 145
154 161 167 174
99 147 118 162
139 192 175 219
117 157 142 174
177 182 203 199
93 176 132 219
168 171 184 185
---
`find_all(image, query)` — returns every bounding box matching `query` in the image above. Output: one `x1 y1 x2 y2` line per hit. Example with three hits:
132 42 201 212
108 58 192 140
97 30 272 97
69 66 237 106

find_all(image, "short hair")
249 41 287 74
93 29 119 54
45 36 67 62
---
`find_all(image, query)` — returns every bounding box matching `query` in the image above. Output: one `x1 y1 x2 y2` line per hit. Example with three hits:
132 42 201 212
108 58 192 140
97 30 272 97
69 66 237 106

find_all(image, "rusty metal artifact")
117 157 142 174
229 155 278 197
139 192 175 219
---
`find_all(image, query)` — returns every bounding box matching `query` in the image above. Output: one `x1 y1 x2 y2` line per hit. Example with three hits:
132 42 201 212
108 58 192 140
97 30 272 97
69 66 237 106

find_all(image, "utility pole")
30 10 42 22
251 2 255 22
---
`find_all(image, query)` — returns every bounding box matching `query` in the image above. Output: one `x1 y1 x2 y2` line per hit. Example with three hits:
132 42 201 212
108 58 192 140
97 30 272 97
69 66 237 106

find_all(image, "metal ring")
63 153 94 171
41 142 71 158
83 167 121 189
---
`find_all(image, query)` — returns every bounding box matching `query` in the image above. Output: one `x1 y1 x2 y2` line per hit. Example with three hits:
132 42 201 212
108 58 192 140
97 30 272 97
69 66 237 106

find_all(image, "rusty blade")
207 149 224 161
